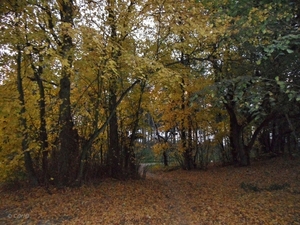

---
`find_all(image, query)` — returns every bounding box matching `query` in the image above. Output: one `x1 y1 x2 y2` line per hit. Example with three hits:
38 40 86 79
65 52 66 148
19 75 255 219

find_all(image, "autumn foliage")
1 0 299 223
0 0 300 191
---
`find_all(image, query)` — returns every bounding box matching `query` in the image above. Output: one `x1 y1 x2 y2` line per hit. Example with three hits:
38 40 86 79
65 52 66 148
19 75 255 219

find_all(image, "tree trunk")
285 113 299 153
163 151 168 166
76 80 139 183
128 82 146 177
16 45 38 186
107 0 122 178
226 103 250 166
108 87 121 178
36 69 49 185
231 122 249 166
180 76 193 170
56 0 79 186
29 55 49 185
57 77 79 185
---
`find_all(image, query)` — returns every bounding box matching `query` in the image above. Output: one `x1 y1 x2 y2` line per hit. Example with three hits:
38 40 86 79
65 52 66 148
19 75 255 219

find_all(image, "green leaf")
288 93 294 100
277 80 286 91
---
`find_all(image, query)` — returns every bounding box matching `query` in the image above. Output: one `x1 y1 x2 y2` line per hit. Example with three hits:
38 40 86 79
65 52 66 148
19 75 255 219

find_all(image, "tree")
210 0 300 165
145 0 230 169
0 0 40 185
1 0 299 186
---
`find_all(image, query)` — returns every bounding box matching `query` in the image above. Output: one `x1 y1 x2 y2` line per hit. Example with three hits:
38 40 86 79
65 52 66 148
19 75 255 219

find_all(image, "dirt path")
156 178 190 224
144 168 196 225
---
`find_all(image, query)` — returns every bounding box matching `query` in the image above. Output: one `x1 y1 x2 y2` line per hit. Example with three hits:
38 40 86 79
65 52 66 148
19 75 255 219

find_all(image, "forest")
0 0 299 188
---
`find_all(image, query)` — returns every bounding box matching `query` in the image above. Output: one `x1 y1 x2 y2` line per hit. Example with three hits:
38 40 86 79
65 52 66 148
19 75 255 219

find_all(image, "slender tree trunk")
108 83 121 177
285 113 298 154
163 151 168 166
16 45 38 186
193 129 200 168
107 0 122 178
76 80 139 183
36 69 49 185
188 118 195 168
76 70 101 184
127 82 146 177
29 55 49 185
180 77 193 170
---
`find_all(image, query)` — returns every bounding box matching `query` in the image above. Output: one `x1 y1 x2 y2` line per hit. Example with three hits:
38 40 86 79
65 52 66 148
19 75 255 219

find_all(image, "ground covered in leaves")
1 157 300 225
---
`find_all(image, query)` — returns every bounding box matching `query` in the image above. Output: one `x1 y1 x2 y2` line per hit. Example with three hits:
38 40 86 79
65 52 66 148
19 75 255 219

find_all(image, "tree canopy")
0 0 299 186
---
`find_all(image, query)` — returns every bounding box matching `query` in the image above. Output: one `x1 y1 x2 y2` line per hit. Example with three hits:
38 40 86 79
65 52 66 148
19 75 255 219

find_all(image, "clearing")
1 157 300 224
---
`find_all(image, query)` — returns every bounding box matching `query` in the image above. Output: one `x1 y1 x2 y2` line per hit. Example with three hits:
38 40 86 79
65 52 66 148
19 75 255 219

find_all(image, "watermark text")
7 213 30 219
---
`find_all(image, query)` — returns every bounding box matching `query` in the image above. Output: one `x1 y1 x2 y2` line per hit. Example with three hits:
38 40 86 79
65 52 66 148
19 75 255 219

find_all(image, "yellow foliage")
152 142 170 156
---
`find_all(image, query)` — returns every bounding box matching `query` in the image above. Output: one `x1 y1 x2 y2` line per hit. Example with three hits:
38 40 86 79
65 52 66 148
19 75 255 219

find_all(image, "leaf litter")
0 157 300 224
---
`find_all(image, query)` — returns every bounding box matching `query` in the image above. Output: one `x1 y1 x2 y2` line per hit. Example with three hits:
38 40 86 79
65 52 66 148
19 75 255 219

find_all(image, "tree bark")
225 98 277 166
225 102 250 166
107 0 122 178
56 0 79 186
16 45 38 186
180 76 193 170
28 53 49 185
35 66 49 185
108 84 121 177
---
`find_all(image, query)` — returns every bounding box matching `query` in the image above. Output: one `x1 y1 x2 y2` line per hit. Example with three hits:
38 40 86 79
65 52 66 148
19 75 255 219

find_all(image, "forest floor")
1 156 300 225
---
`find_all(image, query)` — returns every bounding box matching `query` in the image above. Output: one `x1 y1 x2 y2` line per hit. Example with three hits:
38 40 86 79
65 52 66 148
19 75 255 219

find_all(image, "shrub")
240 182 261 192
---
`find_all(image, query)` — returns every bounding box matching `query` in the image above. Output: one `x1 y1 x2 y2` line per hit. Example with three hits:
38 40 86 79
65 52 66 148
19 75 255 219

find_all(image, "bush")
240 182 291 192
266 183 290 191
240 182 261 192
